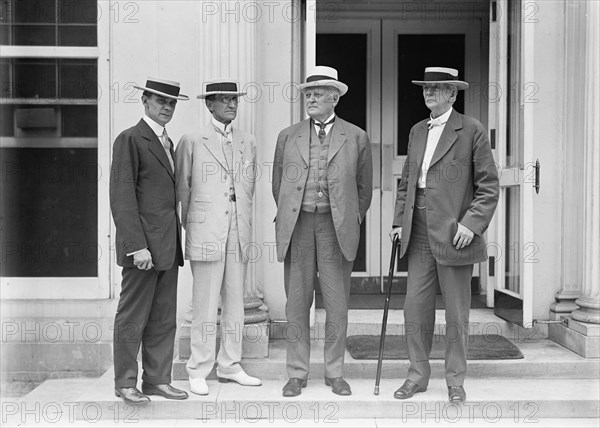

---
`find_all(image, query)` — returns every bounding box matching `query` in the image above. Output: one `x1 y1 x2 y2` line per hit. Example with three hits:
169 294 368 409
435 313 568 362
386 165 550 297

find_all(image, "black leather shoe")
114 387 150 405
448 385 466 403
141 382 189 400
393 379 427 399
282 378 307 397
324 377 352 396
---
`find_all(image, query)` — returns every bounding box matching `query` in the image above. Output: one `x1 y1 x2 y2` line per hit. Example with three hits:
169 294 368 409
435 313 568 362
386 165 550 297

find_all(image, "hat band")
146 80 180 97
206 82 238 92
423 71 460 82
306 75 338 83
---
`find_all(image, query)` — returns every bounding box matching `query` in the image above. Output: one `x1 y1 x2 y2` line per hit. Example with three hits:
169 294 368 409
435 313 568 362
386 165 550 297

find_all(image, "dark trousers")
283 211 354 379
404 190 473 387
113 263 178 388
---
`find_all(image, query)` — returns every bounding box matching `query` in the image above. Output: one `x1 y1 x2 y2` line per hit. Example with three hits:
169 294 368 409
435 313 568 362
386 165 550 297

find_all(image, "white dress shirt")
418 107 453 188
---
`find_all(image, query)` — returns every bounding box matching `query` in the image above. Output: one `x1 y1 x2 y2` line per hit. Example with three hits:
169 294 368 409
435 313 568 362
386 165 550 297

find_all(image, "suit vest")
301 125 332 213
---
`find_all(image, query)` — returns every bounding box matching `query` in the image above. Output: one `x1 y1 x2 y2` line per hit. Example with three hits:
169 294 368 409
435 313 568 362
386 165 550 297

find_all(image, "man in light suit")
175 79 261 396
273 66 373 397
390 67 499 403
110 77 189 404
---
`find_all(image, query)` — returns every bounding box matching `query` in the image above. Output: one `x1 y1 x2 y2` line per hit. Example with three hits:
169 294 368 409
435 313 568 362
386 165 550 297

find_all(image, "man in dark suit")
390 67 499 403
273 66 373 397
110 77 189 404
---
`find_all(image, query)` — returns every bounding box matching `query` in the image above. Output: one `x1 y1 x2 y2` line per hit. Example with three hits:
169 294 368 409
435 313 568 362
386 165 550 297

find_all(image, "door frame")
486 0 534 327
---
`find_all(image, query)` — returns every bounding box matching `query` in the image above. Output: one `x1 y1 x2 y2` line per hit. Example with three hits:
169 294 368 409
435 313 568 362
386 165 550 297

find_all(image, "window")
1 0 100 279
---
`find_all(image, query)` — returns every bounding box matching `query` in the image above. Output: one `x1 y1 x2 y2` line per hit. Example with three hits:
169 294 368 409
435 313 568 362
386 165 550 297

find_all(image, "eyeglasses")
216 95 239 105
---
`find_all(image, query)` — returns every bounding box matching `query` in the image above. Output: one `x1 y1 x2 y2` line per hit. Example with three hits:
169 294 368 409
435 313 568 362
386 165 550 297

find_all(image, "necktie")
161 128 175 172
315 118 335 143
427 117 444 130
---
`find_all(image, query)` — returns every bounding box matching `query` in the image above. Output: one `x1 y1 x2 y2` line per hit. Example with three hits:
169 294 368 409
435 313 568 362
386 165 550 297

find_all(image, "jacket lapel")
294 119 310 167
138 119 174 181
327 119 347 163
429 110 461 167
201 124 228 171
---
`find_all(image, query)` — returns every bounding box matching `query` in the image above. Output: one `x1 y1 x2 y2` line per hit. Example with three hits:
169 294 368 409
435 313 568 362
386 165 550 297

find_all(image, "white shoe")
189 378 209 395
216 369 262 386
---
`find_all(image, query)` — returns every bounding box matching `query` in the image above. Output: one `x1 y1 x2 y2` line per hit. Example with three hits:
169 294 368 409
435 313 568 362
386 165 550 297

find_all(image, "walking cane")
374 235 400 395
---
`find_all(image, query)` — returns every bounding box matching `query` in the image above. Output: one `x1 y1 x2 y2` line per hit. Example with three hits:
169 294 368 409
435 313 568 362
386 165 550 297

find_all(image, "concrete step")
5 370 599 423
173 336 599 381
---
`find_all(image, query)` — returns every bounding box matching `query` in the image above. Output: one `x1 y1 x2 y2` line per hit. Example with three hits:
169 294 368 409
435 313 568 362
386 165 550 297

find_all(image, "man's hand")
133 249 154 270
389 227 402 243
453 223 474 250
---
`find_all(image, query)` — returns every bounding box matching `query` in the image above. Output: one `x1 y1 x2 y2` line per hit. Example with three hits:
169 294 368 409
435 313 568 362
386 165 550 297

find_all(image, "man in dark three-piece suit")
273 66 373 397
110 77 189 404
390 67 499 403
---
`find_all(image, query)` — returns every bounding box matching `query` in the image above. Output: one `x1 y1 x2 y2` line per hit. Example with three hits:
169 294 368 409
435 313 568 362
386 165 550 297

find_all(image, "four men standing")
110 66 498 403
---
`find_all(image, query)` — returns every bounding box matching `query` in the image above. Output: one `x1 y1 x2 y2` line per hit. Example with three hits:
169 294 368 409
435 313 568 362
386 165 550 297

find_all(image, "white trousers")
186 203 246 379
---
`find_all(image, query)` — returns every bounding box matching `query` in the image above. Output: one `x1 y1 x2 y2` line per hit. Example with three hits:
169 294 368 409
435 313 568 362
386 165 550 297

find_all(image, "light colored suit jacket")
272 117 373 262
109 119 183 270
175 123 256 262
393 109 499 266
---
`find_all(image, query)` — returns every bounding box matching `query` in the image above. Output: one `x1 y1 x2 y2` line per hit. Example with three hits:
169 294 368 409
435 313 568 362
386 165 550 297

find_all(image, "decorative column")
550 0 585 319
571 0 600 326
550 0 600 358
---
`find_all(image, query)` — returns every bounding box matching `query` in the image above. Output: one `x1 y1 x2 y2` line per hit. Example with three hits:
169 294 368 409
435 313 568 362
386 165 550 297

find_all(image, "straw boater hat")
412 67 469 90
299 66 348 96
197 78 247 99
133 77 189 100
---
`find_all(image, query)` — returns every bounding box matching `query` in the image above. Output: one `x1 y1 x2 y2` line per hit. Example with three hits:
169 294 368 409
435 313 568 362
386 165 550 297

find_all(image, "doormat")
346 334 523 360
316 294 488 310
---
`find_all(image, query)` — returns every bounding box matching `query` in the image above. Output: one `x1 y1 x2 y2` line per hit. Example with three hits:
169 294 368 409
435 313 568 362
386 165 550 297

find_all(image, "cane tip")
374 386 380 395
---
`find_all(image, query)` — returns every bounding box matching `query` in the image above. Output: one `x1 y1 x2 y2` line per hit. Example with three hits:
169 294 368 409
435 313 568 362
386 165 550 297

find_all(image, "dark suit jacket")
110 119 183 270
273 117 373 262
393 109 499 266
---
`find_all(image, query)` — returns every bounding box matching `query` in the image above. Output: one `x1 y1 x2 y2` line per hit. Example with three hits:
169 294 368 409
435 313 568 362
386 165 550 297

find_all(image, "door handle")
534 159 540 194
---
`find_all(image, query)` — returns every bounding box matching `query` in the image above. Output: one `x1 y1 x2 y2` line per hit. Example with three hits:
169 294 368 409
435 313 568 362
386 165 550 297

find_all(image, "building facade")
1 0 598 381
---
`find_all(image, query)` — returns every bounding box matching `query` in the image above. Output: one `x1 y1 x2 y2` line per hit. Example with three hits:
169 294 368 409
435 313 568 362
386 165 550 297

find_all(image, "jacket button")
297 186 302 191
225 211 229 215
292 208 297 212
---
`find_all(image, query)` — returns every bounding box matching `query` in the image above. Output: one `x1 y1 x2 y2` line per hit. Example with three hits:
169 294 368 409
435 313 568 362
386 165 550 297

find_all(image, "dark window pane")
0 105 15 136
397 35 465 156
59 59 97 99
0 24 9 44
14 59 57 98
0 59 10 98
59 0 96 23
13 24 56 45
58 25 96 46
0 147 98 277
61 105 97 137
14 0 56 23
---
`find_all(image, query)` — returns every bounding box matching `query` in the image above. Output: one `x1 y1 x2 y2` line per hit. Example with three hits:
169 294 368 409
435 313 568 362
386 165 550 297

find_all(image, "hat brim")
134 86 189 100
412 80 469 90
197 91 247 99
299 80 348 96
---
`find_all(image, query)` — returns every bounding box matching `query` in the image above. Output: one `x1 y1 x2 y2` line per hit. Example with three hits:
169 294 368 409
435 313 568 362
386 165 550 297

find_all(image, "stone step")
173 335 600 381
7 371 599 422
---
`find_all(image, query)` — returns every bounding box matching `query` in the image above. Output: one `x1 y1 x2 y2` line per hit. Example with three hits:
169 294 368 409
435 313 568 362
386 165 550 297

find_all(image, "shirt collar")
212 117 232 134
313 113 336 127
430 107 453 125
142 115 165 137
